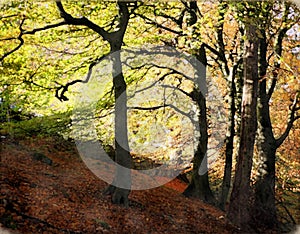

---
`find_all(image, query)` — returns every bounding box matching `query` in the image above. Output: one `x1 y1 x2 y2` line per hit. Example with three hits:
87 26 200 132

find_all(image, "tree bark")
219 72 236 210
252 31 278 228
103 3 131 207
104 48 132 207
183 88 215 205
183 46 215 204
227 23 259 228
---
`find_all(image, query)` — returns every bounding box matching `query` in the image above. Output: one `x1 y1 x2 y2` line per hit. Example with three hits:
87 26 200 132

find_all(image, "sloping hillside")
1 135 239 233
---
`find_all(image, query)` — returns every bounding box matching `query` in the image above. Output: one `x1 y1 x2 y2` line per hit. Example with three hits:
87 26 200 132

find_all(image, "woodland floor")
0 135 241 234
1 135 299 234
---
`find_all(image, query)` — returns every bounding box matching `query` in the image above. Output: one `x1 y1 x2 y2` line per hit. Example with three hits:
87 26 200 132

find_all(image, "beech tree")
194 3 299 228
144 1 300 229
253 2 300 228
225 1 300 229
227 15 259 229
134 2 216 203
55 1 133 206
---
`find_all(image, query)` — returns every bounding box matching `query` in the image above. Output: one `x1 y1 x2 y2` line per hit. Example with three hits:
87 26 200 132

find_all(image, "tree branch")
276 92 300 147
128 104 169 111
134 12 182 35
55 54 107 101
202 43 222 59
267 3 291 100
55 1 110 41
0 18 25 62
0 14 18 19
23 21 67 35
112 2 130 43
153 6 185 28
215 2 229 76
161 84 192 99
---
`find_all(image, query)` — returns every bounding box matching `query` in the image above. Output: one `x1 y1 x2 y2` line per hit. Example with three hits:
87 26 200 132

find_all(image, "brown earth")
0 135 240 233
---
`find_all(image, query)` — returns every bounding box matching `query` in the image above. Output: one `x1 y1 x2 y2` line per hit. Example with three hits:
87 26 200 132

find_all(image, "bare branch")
0 18 25 62
55 54 108 101
23 62 57 91
129 103 196 125
128 104 169 111
0 14 18 19
33 43 87 56
23 21 67 35
267 3 292 100
1 17 68 62
0 37 20 41
134 12 182 35
168 103 196 124
153 5 185 28
202 43 222 59
161 84 192 99
276 93 300 147
55 1 110 40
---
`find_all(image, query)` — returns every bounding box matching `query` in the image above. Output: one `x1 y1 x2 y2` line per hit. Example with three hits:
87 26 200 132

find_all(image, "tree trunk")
183 45 215 204
253 6 294 226
253 125 277 228
233 23 245 159
103 3 131 207
227 23 259 228
219 73 236 210
252 31 277 228
104 47 132 207
183 88 215 205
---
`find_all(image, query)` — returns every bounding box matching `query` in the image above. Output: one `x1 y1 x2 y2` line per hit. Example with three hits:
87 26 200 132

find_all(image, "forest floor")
1 135 298 233
0 135 241 234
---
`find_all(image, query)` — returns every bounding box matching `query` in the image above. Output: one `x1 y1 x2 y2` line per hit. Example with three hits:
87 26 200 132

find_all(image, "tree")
153 2 216 202
225 1 300 229
227 3 259 228
253 2 300 228
212 1 237 210
182 45 215 204
191 3 299 228
54 1 132 206
134 2 216 203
